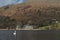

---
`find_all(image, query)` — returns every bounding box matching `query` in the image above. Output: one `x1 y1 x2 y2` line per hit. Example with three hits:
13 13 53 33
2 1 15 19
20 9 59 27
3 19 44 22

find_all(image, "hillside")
0 2 60 20
0 2 60 16
0 0 60 29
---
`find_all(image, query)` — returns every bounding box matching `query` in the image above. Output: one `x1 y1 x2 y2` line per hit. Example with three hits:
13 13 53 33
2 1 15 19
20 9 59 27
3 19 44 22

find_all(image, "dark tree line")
0 15 17 29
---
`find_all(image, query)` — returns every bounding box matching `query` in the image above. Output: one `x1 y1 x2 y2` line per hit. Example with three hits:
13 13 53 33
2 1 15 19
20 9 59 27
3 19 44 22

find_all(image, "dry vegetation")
0 2 60 30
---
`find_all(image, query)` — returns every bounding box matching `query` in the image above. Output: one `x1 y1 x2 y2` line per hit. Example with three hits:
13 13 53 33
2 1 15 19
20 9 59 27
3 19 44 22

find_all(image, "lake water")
0 30 60 40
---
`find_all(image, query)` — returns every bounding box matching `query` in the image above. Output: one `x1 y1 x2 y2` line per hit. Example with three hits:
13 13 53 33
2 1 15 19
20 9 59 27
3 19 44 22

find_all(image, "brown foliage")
0 3 60 28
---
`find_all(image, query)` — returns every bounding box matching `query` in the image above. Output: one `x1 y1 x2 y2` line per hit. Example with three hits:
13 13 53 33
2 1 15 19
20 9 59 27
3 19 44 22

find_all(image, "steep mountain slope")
0 0 60 24
0 0 60 29
0 1 60 16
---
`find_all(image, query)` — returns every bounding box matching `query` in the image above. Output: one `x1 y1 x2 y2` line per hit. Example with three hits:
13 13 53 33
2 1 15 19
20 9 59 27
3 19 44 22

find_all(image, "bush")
0 16 17 29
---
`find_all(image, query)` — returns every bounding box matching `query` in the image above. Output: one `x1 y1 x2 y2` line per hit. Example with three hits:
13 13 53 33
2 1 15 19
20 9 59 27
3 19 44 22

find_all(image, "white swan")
13 31 16 36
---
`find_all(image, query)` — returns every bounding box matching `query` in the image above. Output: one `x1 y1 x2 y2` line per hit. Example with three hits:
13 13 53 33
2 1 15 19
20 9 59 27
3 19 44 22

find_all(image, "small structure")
50 19 59 29
51 19 57 24
24 24 33 30
16 25 20 30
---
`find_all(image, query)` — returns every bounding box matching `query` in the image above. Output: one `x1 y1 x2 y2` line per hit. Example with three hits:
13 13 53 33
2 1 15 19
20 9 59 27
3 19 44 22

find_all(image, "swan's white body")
13 31 16 36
